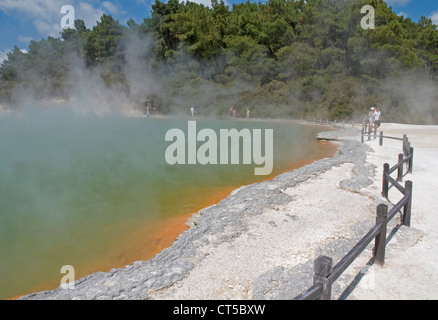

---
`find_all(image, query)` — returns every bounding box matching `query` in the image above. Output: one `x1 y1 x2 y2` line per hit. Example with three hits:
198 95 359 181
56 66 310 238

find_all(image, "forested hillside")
1 0 437 123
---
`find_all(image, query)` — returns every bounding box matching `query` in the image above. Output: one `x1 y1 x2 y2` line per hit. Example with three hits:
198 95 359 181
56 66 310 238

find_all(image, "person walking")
230 107 236 118
373 107 381 128
368 107 375 131
144 102 151 117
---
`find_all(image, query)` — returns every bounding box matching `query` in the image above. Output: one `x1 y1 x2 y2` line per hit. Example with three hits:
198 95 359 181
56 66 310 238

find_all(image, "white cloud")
0 0 120 39
431 11 438 25
33 19 61 38
0 48 27 65
0 50 8 65
0 0 73 38
77 1 105 29
18 35 33 43
102 1 120 15
0 0 61 18
397 11 408 18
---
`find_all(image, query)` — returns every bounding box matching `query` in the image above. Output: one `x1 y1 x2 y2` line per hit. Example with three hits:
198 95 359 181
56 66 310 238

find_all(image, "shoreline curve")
20 126 371 300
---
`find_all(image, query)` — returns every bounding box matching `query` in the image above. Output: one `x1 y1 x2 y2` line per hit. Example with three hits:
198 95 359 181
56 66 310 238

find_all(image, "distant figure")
144 102 151 117
362 113 369 128
368 107 375 130
232 108 236 118
190 106 196 117
373 107 381 128
246 108 250 118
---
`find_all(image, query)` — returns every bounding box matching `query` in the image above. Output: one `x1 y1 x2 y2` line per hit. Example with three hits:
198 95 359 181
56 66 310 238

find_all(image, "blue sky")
387 0 438 21
0 0 437 63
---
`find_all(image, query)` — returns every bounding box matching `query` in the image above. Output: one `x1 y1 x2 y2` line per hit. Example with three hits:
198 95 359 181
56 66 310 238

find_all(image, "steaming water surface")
0 110 335 299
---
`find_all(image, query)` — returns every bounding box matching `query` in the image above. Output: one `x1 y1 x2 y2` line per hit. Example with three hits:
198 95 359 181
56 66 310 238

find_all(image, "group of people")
366 106 382 130
230 107 251 118
189 106 252 119
229 107 236 118
185 105 254 118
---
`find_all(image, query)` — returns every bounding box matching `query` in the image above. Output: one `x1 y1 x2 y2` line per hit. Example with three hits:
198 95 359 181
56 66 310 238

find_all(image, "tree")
0 0 437 123
88 14 125 65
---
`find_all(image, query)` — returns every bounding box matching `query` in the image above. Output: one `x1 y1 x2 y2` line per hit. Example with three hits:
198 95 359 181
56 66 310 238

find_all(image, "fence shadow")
293 134 414 300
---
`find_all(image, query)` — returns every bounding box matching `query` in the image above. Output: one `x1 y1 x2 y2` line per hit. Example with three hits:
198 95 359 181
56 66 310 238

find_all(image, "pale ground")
151 162 374 299
149 122 438 300
347 123 438 300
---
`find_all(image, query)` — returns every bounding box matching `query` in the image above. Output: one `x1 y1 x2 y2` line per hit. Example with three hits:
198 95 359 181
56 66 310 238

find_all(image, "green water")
0 109 332 299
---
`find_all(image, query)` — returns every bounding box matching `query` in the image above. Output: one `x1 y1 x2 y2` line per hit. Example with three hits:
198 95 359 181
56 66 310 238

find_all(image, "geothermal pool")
0 109 335 299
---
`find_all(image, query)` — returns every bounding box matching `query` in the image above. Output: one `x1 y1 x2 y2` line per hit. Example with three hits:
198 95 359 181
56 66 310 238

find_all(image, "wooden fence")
382 148 414 202
362 124 414 161
361 121 378 142
293 136 414 300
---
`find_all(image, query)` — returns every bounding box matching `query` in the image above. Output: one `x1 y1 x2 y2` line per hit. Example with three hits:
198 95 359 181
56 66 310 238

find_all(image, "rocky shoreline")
22 127 383 300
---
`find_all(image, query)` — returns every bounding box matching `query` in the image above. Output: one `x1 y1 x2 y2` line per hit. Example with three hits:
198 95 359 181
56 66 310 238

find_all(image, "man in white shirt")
373 107 381 128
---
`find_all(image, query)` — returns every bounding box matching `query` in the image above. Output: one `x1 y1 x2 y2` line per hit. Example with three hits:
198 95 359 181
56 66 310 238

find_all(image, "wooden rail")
361 121 378 142
382 148 414 200
293 138 414 300
363 129 413 162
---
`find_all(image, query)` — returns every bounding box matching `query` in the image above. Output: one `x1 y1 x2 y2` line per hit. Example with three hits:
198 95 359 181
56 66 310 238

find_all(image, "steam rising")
1 14 437 124
379 73 438 124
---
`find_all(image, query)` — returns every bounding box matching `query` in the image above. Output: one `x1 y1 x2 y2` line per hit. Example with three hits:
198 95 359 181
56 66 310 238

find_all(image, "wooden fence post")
374 204 388 266
408 147 414 174
313 256 333 300
403 135 408 156
397 153 404 182
379 131 383 146
382 163 389 198
403 181 413 227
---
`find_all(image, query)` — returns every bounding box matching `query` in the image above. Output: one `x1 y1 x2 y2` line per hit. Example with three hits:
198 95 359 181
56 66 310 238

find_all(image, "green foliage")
1 0 437 123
